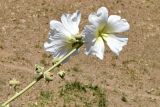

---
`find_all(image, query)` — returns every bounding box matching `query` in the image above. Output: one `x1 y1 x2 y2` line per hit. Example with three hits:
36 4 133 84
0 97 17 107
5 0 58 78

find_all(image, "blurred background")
0 0 160 106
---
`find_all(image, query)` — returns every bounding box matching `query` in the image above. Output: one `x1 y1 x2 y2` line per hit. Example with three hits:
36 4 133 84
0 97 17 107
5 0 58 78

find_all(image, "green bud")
52 58 62 68
35 64 44 74
52 57 61 65
44 72 53 81
57 71 65 79
75 34 82 40
9 79 20 86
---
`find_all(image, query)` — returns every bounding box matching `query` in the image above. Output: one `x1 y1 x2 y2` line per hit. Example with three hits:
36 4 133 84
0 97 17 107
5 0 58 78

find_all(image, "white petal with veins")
85 37 105 60
50 20 71 37
84 25 97 43
44 11 81 62
103 34 128 55
89 7 108 26
107 15 130 33
61 11 81 35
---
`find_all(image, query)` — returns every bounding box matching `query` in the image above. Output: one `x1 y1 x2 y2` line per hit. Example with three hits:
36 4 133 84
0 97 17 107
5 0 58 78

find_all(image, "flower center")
67 34 83 48
96 22 114 39
96 23 107 38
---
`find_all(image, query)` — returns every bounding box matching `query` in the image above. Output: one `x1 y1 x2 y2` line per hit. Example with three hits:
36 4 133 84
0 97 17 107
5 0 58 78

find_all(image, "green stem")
1 80 38 107
1 43 82 107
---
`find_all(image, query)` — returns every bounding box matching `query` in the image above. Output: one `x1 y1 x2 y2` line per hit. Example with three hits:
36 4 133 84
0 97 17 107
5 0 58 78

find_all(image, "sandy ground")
0 0 160 107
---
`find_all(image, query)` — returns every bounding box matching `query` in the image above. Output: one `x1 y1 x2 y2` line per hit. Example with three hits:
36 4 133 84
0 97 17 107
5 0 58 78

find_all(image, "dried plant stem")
1 43 82 107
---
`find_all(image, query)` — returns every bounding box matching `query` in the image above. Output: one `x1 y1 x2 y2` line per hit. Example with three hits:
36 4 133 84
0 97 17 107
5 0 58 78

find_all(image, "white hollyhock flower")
44 11 81 61
84 7 130 60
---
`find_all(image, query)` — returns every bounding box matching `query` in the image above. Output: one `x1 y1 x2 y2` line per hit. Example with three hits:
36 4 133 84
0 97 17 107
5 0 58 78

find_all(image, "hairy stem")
1 43 82 107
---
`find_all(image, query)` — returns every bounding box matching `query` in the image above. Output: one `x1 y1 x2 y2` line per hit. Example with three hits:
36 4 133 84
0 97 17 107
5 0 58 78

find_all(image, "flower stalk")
1 43 83 107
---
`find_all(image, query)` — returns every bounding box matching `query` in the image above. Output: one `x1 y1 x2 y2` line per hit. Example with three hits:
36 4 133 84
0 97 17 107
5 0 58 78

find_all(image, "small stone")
121 96 127 102
118 10 121 14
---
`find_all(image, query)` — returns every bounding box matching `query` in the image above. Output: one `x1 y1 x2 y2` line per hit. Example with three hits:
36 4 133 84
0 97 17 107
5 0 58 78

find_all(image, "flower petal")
44 32 78 63
50 20 71 37
61 10 81 35
83 25 97 43
44 32 71 54
107 15 130 33
85 37 105 60
89 7 108 26
103 34 128 55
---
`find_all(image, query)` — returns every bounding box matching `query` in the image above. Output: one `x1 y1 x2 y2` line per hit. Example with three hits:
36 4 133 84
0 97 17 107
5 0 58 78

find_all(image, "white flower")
84 7 130 60
44 11 81 61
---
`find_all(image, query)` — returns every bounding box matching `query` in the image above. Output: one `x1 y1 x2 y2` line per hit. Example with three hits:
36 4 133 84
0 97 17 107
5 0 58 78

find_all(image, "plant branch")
1 43 83 107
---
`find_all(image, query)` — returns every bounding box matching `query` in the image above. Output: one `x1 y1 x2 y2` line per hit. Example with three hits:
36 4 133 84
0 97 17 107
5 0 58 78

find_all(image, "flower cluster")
44 7 130 62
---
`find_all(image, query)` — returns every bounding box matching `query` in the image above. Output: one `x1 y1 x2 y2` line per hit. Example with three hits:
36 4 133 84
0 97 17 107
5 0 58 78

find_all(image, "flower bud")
52 58 62 67
44 72 53 81
52 57 61 65
35 64 44 74
57 71 65 79
9 79 20 87
75 34 82 39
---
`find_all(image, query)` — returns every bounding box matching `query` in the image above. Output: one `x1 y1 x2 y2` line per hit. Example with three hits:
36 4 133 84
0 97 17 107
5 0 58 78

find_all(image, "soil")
0 0 160 107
